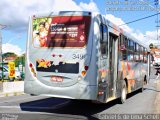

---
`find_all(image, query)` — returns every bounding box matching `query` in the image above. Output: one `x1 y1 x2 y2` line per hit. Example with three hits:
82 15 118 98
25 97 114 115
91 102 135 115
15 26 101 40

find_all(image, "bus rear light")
52 54 62 57
52 54 56 57
29 63 36 77
84 66 89 71
29 63 33 68
31 68 35 73
81 71 86 76
59 54 62 57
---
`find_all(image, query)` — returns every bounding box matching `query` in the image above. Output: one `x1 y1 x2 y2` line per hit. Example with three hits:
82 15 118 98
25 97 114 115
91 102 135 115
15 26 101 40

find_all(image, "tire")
120 80 127 104
30 94 36 96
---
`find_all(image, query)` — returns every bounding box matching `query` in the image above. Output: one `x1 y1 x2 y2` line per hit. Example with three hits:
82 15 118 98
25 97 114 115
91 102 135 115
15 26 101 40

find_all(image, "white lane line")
0 106 20 109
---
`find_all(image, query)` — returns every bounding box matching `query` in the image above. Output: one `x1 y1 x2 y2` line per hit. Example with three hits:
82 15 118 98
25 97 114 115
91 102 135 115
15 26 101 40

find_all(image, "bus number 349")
72 54 85 60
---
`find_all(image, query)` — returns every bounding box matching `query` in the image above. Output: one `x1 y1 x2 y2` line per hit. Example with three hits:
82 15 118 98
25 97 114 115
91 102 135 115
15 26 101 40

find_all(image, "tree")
14 54 25 67
3 52 17 58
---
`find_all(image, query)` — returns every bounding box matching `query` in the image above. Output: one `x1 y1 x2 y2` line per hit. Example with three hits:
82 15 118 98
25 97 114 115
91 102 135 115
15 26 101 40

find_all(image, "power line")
119 12 160 26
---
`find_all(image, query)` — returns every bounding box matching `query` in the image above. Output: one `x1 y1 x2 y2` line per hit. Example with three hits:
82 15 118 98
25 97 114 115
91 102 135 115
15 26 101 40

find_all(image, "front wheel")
120 80 127 104
30 94 36 96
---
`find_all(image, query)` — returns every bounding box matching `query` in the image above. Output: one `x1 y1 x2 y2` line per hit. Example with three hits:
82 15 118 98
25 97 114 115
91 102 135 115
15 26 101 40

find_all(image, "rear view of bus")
25 11 96 100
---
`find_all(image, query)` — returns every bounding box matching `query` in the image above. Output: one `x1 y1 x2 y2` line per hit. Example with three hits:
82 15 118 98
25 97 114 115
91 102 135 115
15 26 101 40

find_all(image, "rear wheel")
120 80 127 104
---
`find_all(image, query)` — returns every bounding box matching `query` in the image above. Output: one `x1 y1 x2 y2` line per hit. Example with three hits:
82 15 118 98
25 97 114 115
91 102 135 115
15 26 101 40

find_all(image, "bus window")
119 34 127 60
120 34 124 46
122 37 127 60
32 16 91 48
144 48 147 63
134 43 137 52
140 46 144 62
102 25 108 43
128 40 130 49
130 40 134 51
118 35 123 60
124 37 128 49
100 24 108 57
136 44 140 61
127 40 133 61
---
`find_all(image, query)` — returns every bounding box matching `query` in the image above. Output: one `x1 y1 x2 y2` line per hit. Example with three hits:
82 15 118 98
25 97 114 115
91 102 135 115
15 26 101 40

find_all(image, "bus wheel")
30 94 36 96
120 80 127 104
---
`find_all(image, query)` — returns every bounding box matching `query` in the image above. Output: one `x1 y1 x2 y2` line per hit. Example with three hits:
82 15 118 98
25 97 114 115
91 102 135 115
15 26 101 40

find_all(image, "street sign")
8 62 15 78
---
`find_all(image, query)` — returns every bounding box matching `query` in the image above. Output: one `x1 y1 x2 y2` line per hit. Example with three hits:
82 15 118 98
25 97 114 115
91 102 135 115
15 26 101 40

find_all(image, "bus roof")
32 11 93 18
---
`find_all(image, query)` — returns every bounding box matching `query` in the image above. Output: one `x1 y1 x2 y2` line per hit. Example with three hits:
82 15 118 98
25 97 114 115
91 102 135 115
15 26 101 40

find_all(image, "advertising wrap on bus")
33 16 91 48
25 12 150 103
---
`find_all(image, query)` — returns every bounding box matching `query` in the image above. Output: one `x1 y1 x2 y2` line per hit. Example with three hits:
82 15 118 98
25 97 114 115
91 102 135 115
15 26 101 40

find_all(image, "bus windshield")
32 16 91 48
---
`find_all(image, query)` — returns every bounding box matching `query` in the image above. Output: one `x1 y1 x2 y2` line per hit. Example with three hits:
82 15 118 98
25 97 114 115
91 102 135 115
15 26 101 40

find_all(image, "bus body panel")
24 80 97 100
25 12 98 100
25 11 150 103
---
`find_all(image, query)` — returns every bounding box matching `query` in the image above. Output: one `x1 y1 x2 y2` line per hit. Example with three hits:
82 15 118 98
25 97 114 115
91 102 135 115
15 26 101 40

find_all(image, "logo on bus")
80 35 85 41
72 54 85 60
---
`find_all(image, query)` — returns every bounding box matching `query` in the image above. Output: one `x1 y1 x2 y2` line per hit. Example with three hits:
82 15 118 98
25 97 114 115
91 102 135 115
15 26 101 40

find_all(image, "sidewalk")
154 79 160 113
0 81 24 98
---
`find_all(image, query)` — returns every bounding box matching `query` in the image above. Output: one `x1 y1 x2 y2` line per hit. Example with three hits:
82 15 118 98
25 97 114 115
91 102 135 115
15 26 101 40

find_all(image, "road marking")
0 100 70 110
0 96 49 104
0 106 20 109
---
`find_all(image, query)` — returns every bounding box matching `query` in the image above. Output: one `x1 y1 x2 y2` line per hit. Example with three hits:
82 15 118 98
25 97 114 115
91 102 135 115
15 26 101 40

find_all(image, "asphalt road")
0 67 160 120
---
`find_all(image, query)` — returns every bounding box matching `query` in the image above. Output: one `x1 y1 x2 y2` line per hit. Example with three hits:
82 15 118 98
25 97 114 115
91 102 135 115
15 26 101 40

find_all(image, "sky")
0 0 160 55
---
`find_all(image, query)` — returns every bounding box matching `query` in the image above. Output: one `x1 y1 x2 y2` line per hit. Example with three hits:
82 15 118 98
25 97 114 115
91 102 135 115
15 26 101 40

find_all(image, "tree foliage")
14 54 25 67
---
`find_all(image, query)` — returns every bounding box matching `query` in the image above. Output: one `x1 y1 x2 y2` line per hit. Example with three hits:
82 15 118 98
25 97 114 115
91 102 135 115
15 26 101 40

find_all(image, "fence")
0 62 25 82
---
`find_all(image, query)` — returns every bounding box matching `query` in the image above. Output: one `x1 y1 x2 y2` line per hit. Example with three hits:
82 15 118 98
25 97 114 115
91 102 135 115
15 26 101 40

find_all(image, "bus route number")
72 54 85 60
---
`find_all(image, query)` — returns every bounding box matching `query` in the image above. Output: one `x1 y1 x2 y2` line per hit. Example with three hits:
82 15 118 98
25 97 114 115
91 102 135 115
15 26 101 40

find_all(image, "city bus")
25 11 150 103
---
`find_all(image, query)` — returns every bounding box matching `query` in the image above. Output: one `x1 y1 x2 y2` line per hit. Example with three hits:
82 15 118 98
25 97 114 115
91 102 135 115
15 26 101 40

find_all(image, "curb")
0 92 25 97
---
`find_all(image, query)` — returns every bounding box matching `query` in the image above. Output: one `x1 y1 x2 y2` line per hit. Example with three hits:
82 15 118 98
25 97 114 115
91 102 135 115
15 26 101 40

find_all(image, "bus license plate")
51 76 63 82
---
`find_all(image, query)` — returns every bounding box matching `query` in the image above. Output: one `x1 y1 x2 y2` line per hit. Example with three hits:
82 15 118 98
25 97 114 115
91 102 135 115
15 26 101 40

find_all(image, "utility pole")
0 24 7 80
155 0 159 41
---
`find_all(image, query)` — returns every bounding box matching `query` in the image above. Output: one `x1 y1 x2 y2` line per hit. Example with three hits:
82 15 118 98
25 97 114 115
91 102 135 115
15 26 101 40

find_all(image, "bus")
25 11 150 103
